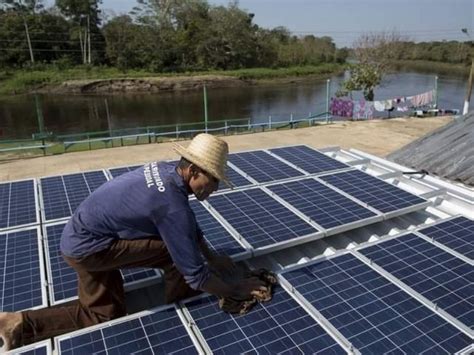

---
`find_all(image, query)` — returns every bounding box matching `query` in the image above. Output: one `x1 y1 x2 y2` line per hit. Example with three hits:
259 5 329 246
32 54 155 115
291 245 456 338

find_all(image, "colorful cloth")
410 90 433 107
374 99 393 112
353 100 375 119
330 98 354 118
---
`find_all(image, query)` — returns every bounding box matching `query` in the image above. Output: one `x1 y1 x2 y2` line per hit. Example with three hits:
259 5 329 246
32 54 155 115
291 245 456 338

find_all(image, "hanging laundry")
353 100 374 119
373 99 393 112
410 90 433 107
396 106 409 112
330 98 354 118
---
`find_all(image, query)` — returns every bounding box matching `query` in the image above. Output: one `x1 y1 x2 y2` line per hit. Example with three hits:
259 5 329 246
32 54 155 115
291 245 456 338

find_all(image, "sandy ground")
0 116 451 182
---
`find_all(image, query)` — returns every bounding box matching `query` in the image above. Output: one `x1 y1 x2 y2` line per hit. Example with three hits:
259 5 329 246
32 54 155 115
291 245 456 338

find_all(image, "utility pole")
87 15 91 64
462 59 473 115
23 17 34 63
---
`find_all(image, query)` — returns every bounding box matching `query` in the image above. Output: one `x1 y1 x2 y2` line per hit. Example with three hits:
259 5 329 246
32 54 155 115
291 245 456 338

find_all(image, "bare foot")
0 312 22 352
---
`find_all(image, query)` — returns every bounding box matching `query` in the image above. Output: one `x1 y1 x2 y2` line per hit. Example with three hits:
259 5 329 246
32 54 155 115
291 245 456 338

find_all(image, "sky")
45 0 473 47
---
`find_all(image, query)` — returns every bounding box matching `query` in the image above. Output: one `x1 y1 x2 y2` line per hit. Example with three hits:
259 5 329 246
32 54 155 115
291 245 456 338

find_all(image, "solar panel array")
0 227 46 312
269 145 349 174
183 288 344 354
189 200 247 257
267 178 378 229
40 170 108 222
229 150 304 183
108 164 142 178
56 306 198 354
319 169 427 214
44 223 161 305
0 179 37 230
281 253 472 354
218 164 253 191
418 216 474 260
208 188 318 249
359 233 473 329
7 340 52 355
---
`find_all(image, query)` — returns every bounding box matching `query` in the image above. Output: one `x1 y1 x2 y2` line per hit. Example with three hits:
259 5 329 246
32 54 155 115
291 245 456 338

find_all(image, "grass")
0 63 344 95
391 60 470 76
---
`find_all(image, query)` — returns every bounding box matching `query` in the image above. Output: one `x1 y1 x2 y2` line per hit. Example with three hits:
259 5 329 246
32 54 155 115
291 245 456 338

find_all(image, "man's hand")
208 255 236 275
234 277 268 300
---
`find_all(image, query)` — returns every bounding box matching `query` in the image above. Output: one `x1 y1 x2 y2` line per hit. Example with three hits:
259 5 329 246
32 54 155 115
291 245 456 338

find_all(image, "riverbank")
0 64 343 95
392 60 470 76
0 116 452 181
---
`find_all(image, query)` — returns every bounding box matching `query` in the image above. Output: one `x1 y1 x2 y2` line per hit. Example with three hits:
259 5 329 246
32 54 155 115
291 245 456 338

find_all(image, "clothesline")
330 89 435 119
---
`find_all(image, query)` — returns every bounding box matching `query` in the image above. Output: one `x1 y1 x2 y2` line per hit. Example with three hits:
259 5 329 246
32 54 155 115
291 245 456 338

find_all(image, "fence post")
225 120 228 135
326 79 331 124
269 115 272 129
176 124 179 139
203 85 208 133
309 112 312 126
88 134 91 151
248 119 251 131
434 76 438 109
290 113 293 128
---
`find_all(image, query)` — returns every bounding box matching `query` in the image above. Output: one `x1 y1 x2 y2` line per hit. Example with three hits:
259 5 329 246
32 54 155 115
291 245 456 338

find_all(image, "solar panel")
267 178 378 230
56 306 199 354
189 200 247 257
359 233 473 329
0 179 38 230
418 216 474 260
44 222 161 305
207 188 319 251
108 165 142 178
269 145 349 174
0 227 46 311
183 288 345 354
40 170 108 222
281 253 472 354
228 150 304 183
218 164 253 191
6 339 52 355
319 169 427 215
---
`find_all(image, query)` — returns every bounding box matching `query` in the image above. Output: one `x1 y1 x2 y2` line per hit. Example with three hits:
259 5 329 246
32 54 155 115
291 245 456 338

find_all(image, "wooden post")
462 59 474 115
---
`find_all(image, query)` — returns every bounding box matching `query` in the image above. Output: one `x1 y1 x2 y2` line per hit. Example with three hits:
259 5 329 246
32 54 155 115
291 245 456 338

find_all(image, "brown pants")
21 238 200 345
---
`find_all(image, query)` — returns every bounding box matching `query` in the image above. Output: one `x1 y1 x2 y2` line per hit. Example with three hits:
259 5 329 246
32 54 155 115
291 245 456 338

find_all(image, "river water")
0 70 468 140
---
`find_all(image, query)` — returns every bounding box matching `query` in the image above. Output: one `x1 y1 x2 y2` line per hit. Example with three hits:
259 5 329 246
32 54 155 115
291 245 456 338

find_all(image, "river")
0 70 468 140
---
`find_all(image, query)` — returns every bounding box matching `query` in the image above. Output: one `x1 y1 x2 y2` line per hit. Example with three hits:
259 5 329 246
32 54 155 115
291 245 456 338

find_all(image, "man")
0 133 267 351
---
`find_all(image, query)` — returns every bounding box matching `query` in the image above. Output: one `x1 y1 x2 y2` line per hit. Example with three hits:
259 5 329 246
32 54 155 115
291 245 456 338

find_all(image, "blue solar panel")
108 165 142 179
40 170 108 221
282 253 472 354
208 188 318 249
267 178 377 229
0 179 37 230
360 233 473 329
218 165 253 191
418 216 474 260
229 150 304 183
11 340 51 355
0 228 45 311
57 306 198 354
270 145 349 174
184 288 344 354
189 200 246 257
319 169 427 214
45 223 160 305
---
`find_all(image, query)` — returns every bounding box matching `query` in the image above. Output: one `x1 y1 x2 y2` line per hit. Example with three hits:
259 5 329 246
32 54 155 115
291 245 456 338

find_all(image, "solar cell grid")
418 216 474 260
40 170 108 221
184 288 344 354
208 188 318 249
218 165 253 191
359 233 474 329
0 228 45 311
6 340 51 355
269 145 348 174
189 200 246 257
229 150 304 183
0 180 37 230
319 169 427 214
267 178 377 230
57 307 198 354
282 253 472 354
108 165 142 179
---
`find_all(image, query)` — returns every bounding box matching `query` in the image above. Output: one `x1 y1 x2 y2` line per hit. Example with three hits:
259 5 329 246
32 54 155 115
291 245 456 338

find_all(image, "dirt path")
0 116 451 181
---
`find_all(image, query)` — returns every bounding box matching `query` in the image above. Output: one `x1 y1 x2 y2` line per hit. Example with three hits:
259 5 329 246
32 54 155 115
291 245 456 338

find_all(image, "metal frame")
105 163 144 180
0 225 48 311
0 178 40 232
54 303 206 355
5 339 52 355
37 168 109 224
350 232 473 336
42 220 163 306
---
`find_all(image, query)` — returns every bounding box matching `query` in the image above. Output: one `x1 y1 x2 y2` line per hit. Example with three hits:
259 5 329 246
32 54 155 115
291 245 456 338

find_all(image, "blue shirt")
60 162 210 290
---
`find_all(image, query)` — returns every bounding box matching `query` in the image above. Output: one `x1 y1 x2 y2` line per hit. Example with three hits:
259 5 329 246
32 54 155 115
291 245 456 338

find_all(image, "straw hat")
174 134 232 188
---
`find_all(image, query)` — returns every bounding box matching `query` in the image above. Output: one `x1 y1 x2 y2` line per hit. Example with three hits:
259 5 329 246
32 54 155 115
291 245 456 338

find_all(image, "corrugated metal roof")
388 113 474 186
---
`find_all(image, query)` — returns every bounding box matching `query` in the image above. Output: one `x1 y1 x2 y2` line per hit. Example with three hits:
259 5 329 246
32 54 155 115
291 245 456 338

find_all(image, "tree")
339 31 407 100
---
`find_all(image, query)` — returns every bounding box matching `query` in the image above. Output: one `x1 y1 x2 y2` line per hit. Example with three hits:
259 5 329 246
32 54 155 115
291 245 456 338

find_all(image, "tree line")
0 0 347 71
